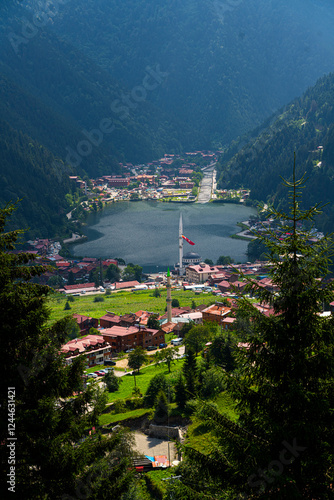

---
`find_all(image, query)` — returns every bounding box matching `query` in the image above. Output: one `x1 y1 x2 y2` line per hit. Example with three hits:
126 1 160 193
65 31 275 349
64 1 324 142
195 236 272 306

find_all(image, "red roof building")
61 335 112 367
101 326 165 353
73 314 99 335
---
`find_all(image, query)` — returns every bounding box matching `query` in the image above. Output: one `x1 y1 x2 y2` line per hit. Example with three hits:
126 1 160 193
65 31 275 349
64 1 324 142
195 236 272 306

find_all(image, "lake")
71 201 256 272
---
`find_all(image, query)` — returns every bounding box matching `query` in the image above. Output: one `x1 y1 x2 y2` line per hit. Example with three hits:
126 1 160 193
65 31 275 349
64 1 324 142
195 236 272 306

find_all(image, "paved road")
197 167 216 204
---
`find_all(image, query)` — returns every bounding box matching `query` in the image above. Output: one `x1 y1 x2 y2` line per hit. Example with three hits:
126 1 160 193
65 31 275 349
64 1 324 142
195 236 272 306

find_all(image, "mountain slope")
0 120 74 238
0 5 193 176
217 72 334 232
50 0 334 146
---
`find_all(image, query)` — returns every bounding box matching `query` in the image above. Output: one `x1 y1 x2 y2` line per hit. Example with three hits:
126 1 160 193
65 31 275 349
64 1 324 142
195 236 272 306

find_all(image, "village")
67 150 250 216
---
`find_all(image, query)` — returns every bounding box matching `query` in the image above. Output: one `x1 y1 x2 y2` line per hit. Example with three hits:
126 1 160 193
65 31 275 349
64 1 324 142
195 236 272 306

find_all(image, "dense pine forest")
217 72 334 233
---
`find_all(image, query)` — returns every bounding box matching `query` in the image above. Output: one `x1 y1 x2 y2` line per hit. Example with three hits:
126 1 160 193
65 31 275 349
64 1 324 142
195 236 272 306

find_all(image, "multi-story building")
61 335 112 367
185 263 220 283
101 325 165 353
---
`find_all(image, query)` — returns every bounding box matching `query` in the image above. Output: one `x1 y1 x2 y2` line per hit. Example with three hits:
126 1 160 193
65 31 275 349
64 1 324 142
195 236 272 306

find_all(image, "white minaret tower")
179 212 184 276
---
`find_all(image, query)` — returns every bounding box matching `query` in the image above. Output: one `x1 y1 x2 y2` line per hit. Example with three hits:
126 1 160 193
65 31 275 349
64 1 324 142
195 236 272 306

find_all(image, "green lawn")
99 407 151 426
47 288 216 324
98 359 184 426
106 359 185 403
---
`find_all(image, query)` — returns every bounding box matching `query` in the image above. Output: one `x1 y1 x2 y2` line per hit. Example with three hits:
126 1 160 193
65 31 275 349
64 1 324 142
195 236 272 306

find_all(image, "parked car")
87 373 97 378
159 343 167 349
147 345 158 351
104 360 116 366
104 367 114 372
95 371 105 377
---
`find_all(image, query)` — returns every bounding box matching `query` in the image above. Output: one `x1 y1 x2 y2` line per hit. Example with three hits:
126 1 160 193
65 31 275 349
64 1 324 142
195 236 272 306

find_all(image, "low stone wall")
148 424 182 441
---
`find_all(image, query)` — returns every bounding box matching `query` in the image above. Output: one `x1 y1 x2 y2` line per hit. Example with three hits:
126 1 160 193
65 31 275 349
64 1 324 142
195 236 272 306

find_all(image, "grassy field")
184 391 237 454
47 288 217 324
98 359 185 426
106 359 185 403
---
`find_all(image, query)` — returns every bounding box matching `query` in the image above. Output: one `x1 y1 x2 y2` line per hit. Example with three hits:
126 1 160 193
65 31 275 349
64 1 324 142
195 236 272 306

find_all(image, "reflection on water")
71 201 256 272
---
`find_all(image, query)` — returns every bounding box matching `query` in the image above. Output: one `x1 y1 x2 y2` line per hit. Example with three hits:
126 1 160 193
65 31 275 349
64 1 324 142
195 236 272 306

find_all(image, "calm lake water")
71 201 256 272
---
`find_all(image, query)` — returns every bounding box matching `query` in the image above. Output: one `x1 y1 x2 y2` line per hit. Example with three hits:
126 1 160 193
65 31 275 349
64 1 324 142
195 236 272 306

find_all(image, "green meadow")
47 288 217 324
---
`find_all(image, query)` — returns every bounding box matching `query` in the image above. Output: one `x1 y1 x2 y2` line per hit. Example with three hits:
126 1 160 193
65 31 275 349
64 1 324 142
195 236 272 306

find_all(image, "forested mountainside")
0 5 191 177
50 0 334 146
217 72 334 232
0 120 74 238
1 1 334 236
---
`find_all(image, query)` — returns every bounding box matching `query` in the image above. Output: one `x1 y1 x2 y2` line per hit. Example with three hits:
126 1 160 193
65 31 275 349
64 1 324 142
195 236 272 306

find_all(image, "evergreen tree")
104 371 122 393
105 263 120 283
153 389 169 424
0 203 135 499
67 270 75 285
182 348 198 399
174 373 188 410
143 373 170 408
210 332 235 372
177 162 334 498
147 313 160 330
64 300 71 310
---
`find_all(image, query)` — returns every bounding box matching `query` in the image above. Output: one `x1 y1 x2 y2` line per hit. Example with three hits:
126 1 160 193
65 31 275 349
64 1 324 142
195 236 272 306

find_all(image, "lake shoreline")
71 201 256 271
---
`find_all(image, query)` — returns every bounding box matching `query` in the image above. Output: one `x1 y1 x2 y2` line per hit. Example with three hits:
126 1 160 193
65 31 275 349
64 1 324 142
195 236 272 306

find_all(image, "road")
197 166 216 204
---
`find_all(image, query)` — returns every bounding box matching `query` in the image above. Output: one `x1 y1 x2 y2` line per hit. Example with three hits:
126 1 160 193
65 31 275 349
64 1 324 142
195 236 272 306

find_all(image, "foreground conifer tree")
173 161 334 499
0 203 135 499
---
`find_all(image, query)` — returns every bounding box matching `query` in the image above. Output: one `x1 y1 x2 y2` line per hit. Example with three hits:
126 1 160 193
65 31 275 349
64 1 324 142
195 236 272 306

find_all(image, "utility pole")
166 267 172 323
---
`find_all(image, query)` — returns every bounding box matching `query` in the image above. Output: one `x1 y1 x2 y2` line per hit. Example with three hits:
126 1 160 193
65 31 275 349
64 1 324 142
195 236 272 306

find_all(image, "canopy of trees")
173 165 334 498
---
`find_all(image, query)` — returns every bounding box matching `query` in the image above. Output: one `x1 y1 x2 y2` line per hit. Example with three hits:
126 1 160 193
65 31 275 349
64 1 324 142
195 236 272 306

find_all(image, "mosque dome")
183 251 201 266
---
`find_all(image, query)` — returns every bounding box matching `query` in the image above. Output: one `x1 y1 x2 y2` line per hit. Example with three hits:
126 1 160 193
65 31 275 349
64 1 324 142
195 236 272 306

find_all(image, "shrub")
113 399 126 414
200 367 226 398
94 296 104 302
105 371 121 392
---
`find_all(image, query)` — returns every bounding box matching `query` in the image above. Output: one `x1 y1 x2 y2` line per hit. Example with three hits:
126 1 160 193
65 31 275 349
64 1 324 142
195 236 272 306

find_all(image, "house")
114 280 140 290
73 314 99 335
62 283 98 295
202 304 232 324
217 280 231 293
99 313 122 329
185 263 220 283
159 307 191 321
221 317 236 331
178 311 203 324
101 325 165 353
61 335 112 367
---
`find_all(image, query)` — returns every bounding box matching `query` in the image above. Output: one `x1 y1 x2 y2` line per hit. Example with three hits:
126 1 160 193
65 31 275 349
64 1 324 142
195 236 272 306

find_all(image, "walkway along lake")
71 201 256 273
